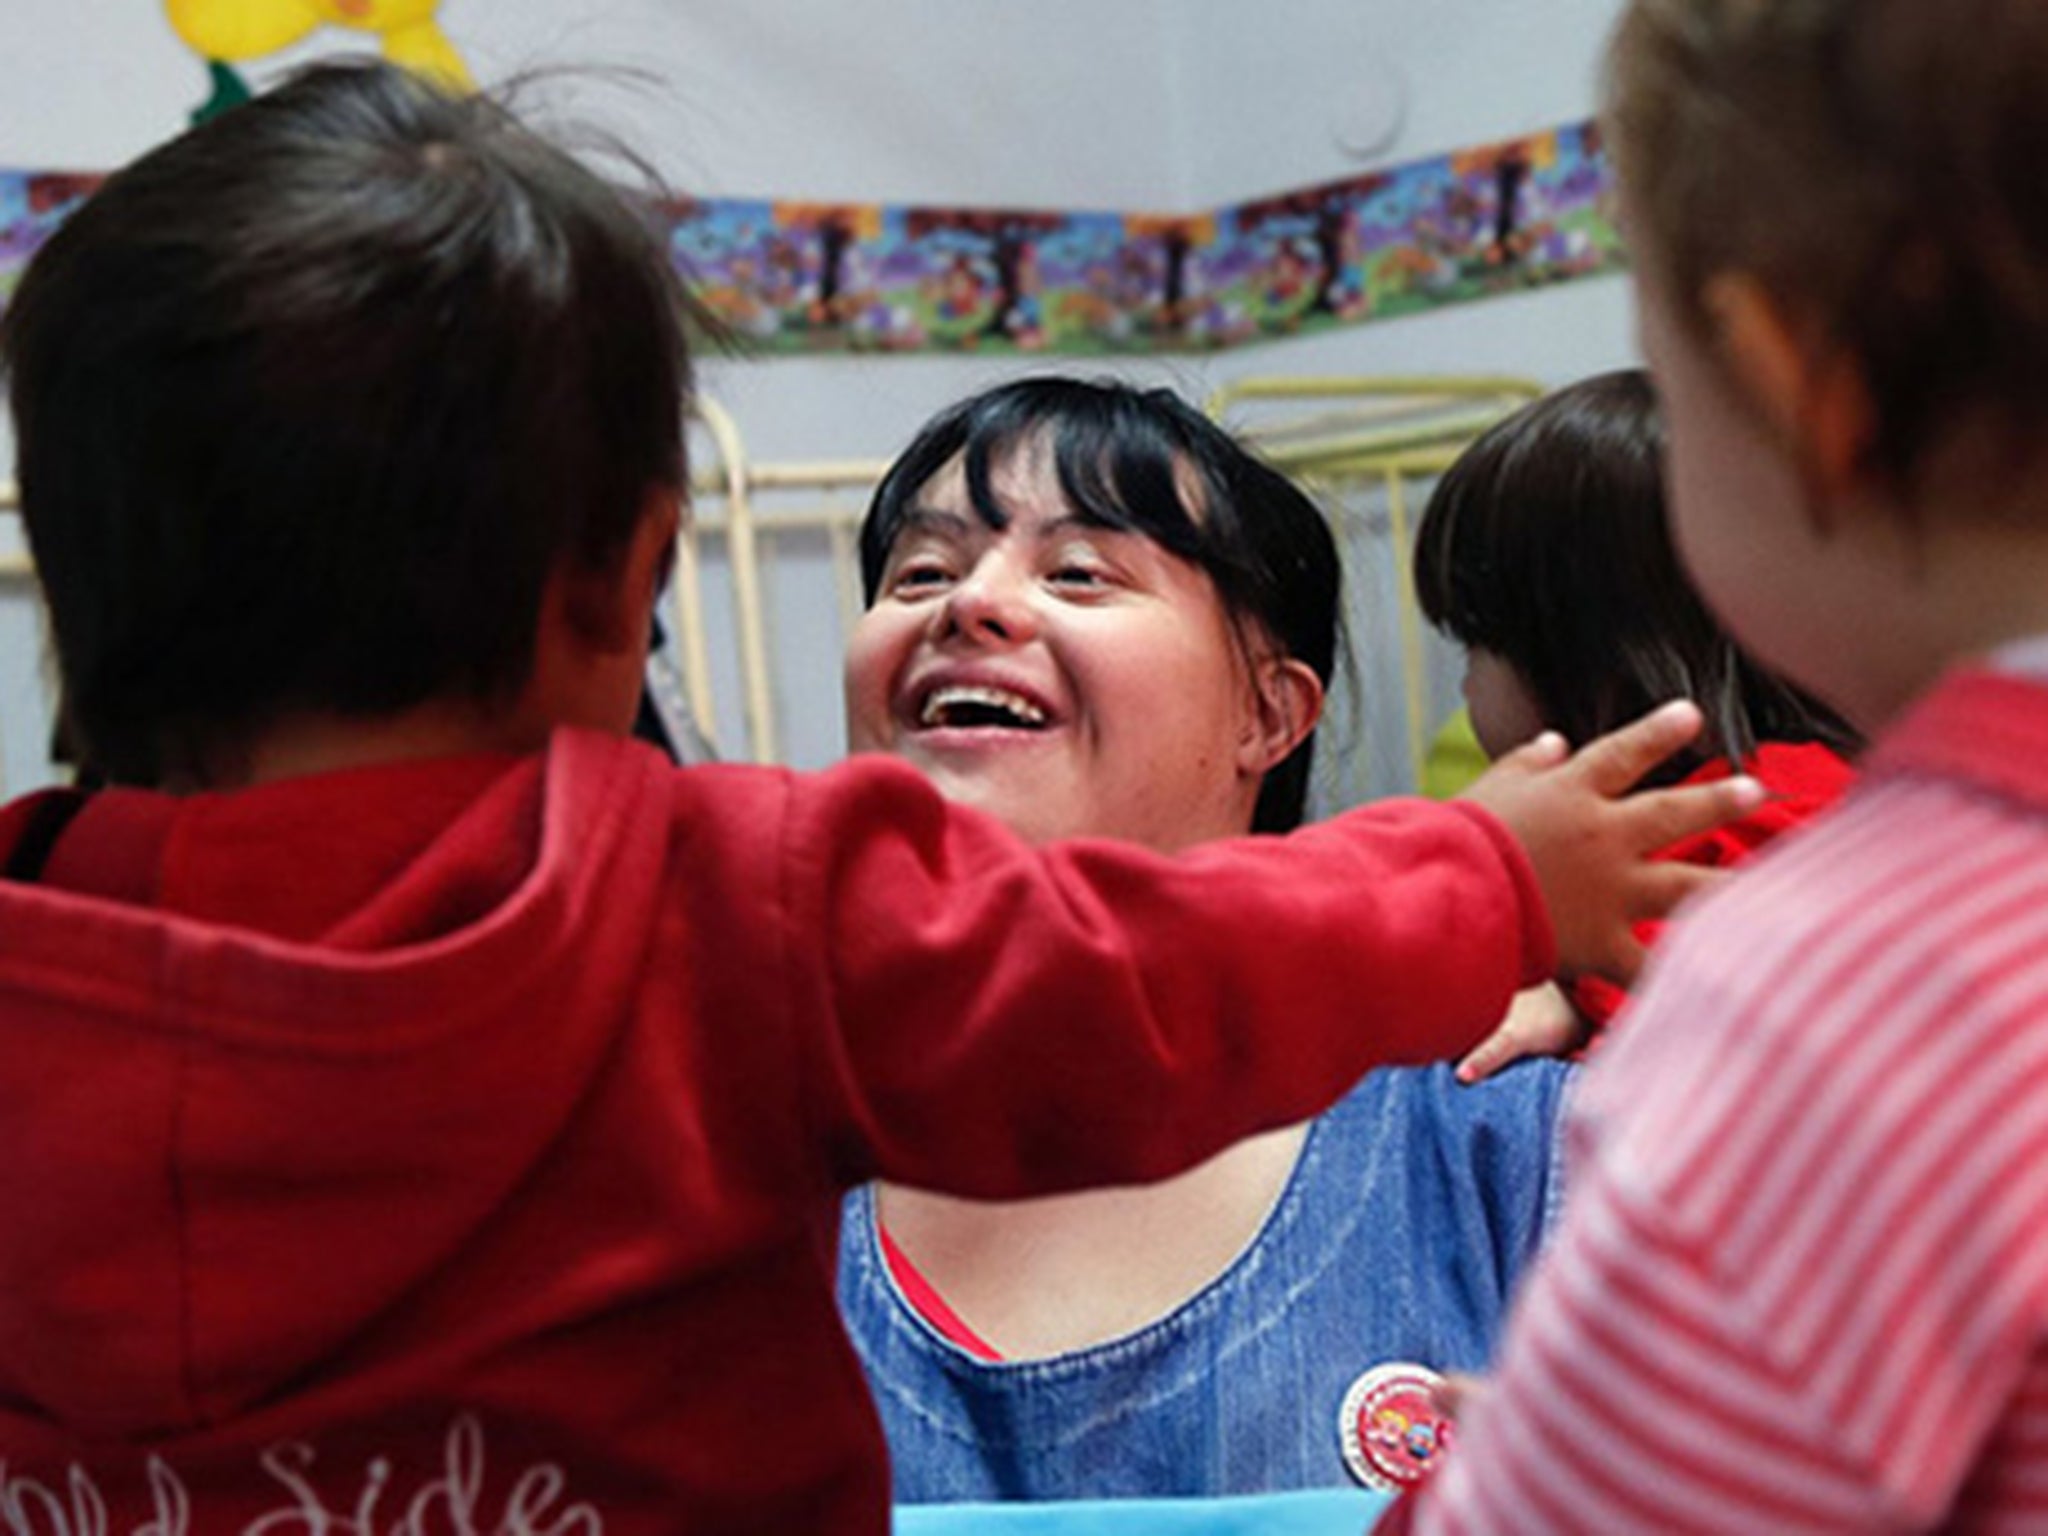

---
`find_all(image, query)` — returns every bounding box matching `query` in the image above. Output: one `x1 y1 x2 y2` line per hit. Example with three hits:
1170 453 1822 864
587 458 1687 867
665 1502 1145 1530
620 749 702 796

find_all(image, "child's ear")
559 486 683 655
636 485 685 601
1238 655 1325 778
1705 274 1875 511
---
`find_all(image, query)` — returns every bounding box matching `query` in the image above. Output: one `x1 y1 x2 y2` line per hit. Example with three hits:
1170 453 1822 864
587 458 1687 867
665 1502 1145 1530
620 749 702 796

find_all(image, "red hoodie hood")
0 731 673 1439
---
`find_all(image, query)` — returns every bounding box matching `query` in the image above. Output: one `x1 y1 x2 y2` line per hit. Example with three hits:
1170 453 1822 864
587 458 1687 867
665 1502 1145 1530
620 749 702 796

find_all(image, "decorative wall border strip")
0 119 1622 356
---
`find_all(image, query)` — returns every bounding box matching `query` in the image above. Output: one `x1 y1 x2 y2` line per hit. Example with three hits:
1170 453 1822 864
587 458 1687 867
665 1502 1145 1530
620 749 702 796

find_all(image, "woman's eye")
889 562 954 594
1048 562 1112 589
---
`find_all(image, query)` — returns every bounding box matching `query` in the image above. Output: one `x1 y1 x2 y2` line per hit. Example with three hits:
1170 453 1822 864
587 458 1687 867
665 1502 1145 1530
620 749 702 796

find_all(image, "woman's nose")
940 557 1038 645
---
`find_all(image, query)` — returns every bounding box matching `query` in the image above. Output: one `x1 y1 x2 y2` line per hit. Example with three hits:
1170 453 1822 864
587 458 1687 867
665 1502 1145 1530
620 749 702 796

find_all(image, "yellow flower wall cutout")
166 0 472 121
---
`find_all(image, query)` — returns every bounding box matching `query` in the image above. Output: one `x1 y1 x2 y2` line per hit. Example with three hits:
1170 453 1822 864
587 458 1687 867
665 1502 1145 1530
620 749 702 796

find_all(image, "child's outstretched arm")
1459 700 1763 985
775 703 1756 1201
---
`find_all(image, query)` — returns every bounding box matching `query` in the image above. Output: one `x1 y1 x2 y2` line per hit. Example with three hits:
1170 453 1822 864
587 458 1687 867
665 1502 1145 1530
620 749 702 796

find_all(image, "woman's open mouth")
916 684 1051 732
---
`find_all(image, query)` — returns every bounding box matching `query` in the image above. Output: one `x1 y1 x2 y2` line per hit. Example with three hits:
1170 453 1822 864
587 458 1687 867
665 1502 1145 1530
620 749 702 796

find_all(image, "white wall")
1170 0 1631 206
0 1 1638 793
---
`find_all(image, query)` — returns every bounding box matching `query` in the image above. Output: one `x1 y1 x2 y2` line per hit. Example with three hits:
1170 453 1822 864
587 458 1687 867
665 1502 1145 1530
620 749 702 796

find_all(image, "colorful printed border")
0 120 1623 356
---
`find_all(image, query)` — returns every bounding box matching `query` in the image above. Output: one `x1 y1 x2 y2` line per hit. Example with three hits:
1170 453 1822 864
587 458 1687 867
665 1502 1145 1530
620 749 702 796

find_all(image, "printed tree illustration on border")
1122 213 1210 336
1447 133 1558 268
773 203 882 329
1233 173 1389 318
904 207 1068 342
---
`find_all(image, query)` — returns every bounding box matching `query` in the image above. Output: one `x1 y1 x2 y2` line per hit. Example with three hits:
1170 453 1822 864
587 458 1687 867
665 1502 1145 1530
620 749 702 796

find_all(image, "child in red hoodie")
1413 369 1860 1078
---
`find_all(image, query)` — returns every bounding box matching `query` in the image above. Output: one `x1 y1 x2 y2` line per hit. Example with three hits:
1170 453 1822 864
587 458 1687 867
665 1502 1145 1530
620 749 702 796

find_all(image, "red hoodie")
1568 741 1854 1027
0 729 1550 1533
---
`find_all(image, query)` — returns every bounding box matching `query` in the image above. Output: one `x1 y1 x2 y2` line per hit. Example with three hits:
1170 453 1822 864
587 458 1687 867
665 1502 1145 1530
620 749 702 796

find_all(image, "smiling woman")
835 377 1573 1503
843 378 1334 851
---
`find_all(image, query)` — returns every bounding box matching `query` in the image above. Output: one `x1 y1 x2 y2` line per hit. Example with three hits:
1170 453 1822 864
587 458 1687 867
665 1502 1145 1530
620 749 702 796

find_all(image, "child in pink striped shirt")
1385 0 2048 1531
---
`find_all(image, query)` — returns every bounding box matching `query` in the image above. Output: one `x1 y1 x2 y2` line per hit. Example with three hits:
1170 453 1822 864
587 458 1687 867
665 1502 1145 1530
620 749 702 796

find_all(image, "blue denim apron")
839 1060 1571 1503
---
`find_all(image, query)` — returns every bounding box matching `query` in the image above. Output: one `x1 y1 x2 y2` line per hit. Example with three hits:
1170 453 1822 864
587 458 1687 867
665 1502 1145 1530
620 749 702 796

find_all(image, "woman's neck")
877 1122 1309 1360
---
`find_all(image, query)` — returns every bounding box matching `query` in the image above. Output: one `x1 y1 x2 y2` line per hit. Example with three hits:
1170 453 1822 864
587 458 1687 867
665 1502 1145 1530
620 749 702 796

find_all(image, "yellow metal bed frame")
0 374 1541 798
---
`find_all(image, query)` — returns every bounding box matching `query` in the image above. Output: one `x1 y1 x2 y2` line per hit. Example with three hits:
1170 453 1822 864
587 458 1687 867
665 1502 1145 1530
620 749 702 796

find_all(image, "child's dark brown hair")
3 61 697 785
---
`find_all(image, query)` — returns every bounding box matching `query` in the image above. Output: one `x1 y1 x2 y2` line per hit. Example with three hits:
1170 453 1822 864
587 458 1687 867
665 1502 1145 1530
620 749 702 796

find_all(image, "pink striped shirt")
1392 666 2048 1535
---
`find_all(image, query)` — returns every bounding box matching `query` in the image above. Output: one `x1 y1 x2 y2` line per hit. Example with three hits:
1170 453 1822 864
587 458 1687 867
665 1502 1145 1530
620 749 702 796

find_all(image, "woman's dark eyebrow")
1040 512 1120 538
893 506 976 541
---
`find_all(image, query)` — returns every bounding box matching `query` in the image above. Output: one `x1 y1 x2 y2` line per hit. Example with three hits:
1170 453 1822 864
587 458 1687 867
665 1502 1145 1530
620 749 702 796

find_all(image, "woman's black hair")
860 376 1341 832
1413 368 1860 778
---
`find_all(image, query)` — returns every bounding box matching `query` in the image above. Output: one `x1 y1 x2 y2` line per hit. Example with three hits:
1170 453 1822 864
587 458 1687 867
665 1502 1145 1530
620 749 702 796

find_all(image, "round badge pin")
1338 1361 1453 1491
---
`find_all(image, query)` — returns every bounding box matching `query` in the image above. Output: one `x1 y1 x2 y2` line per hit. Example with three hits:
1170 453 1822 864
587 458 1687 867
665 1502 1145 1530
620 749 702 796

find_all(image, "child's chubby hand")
1459 700 1764 986
1455 982 1588 1083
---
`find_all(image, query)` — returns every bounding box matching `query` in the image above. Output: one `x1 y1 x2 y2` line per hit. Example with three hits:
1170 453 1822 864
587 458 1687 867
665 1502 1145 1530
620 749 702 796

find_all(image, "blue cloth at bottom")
895 1487 1391 1534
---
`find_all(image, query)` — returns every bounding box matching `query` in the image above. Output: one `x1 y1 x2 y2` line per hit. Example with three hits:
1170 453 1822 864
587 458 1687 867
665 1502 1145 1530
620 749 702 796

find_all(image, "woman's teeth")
919 684 1048 729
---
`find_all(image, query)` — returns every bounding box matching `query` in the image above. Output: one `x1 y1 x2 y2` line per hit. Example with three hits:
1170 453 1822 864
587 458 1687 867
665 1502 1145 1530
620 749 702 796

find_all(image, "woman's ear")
1238 655 1325 777
1706 274 1875 513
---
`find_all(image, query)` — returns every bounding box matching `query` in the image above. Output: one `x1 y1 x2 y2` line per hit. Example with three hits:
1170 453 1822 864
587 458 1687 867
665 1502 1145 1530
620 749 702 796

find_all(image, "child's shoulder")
1662 742 1856 869
652 746 980 877
1862 666 2048 818
1746 740 1856 806
664 748 944 822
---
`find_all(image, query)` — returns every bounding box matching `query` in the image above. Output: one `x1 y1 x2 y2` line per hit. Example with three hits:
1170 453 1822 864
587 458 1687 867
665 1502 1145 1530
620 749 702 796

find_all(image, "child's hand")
1455 982 1588 1083
1431 1371 1485 1423
1459 700 1763 985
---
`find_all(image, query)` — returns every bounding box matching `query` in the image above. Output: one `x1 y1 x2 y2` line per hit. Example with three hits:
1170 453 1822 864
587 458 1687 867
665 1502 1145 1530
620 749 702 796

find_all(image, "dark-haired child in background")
1413 369 1861 1078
